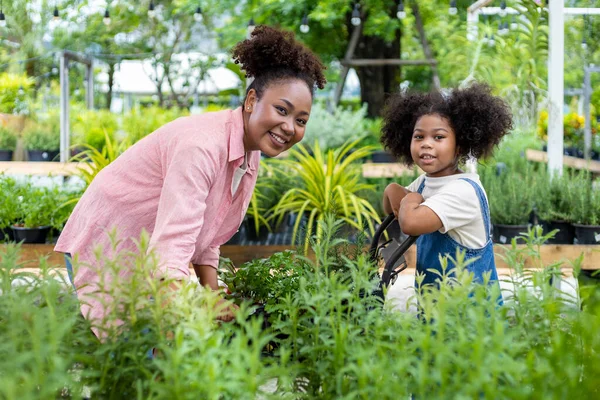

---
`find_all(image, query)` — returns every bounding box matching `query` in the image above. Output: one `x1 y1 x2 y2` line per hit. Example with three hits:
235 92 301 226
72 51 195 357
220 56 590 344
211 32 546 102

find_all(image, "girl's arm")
383 183 411 217
398 193 443 236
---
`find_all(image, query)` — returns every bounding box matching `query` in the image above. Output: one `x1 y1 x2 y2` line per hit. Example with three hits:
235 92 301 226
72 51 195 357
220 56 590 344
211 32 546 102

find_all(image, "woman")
55 25 327 333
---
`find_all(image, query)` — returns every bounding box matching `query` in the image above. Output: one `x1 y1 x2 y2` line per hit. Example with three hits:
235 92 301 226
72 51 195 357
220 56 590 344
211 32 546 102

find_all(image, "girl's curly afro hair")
380 83 513 166
231 25 327 98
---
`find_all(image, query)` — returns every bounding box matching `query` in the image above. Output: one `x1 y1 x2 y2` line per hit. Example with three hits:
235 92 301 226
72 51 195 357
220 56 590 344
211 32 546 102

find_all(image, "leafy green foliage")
484 166 535 225
71 109 118 151
302 102 369 152
122 106 189 145
0 73 34 115
1 220 600 398
0 126 17 150
21 123 60 151
271 138 380 252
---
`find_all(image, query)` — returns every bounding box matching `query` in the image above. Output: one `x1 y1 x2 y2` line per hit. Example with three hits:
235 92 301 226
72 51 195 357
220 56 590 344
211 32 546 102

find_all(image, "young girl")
381 83 512 295
55 26 327 330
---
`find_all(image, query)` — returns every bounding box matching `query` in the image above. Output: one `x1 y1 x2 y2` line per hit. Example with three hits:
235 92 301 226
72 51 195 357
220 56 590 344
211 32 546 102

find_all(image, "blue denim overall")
415 178 503 305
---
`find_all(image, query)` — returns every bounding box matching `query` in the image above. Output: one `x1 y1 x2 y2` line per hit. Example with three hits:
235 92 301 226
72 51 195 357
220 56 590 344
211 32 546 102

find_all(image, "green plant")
534 169 578 223
0 126 17 150
569 172 600 226
271 138 380 252
485 166 535 225
122 106 188 145
0 176 19 229
0 73 34 115
1 219 600 398
21 123 60 151
302 102 369 152
12 183 60 228
71 109 118 151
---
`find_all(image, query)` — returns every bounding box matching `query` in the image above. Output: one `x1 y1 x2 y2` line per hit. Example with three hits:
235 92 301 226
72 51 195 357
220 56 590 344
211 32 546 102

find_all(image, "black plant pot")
492 224 528 244
1 227 14 242
543 220 575 244
225 228 244 245
371 150 396 163
573 224 600 245
244 219 270 242
27 150 59 162
11 226 51 244
0 150 13 161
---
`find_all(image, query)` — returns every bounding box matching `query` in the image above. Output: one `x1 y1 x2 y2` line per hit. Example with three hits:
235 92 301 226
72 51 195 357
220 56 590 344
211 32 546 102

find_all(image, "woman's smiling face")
242 79 313 157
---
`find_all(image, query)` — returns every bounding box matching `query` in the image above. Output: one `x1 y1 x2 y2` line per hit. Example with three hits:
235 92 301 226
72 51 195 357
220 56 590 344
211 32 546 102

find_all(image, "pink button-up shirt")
55 107 259 324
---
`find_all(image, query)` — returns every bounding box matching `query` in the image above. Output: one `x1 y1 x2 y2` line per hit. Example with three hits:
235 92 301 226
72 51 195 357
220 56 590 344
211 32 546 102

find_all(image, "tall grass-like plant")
271 138 380 253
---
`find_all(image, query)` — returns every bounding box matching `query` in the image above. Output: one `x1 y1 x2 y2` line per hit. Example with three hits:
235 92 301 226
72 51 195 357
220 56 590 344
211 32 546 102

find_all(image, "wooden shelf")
0 161 88 176
0 161 414 179
3 243 598 273
526 149 600 174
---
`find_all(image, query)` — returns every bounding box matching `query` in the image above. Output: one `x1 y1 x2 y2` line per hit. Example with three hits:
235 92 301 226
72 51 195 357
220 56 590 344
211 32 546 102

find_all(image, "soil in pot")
0 150 13 161
573 224 600 245
11 226 51 244
27 150 59 162
493 224 528 244
543 220 575 244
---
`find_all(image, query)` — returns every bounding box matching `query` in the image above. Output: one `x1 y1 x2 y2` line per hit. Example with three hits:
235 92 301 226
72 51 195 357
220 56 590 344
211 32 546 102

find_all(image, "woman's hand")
215 296 239 322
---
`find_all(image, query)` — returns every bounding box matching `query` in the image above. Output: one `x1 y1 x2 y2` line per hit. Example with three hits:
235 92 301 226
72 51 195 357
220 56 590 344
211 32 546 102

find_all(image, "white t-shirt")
231 153 248 196
405 173 488 249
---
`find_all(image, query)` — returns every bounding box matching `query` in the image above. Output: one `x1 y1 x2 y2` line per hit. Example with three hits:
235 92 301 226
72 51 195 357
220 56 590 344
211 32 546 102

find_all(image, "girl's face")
243 79 312 157
410 114 459 178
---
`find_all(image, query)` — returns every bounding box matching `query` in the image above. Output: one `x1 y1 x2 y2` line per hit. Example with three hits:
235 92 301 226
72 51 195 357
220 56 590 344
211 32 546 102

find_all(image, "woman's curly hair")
380 83 513 166
231 25 327 98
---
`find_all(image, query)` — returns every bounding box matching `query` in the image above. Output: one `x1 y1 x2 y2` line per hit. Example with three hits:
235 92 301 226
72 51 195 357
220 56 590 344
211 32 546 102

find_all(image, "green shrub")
71 109 118 151
569 172 600 225
0 126 17 150
122 106 188 145
21 124 60 151
0 73 34 115
302 102 369 152
534 169 579 223
1 220 599 399
484 166 535 225
0 176 19 229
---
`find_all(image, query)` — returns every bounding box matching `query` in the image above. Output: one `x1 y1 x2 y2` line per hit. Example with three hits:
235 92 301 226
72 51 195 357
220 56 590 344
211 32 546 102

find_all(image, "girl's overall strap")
416 178 426 194
459 178 492 239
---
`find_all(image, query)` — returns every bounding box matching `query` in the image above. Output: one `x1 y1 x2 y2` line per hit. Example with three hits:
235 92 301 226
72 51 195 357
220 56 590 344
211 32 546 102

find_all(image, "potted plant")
22 123 60 162
486 168 534 244
271 138 380 253
0 176 20 241
11 184 58 243
535 170 576 244
0 126 17 161
570 173 600 244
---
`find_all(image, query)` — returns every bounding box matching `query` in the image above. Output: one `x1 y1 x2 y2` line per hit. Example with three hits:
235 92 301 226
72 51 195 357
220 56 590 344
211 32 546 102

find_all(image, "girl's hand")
398 193 443 236
383 183 411 218
401 192 425 207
